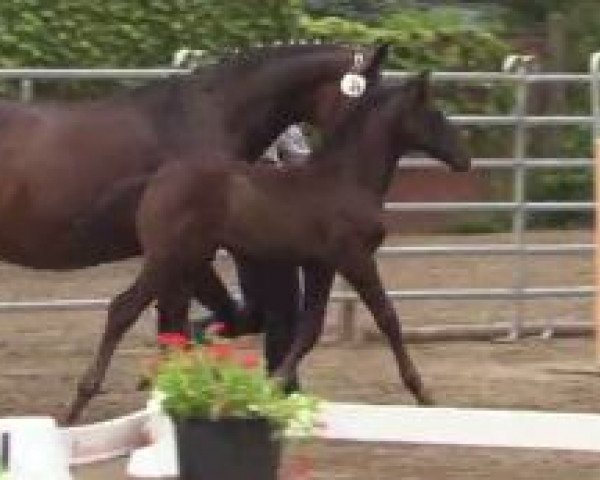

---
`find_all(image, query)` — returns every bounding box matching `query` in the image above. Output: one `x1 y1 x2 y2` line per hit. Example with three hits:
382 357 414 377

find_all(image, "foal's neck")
312 112 403 199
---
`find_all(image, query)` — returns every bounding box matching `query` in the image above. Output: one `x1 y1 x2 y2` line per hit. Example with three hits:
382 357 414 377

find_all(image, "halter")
340 50 367 98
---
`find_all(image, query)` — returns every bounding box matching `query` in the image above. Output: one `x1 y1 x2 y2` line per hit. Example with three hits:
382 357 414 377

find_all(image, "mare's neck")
213 51 351 160
114 47 353 161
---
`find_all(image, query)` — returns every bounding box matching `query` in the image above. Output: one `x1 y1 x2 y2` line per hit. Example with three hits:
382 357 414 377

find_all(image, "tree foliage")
0 0 510 72
305 0 405 20
0 0 302 67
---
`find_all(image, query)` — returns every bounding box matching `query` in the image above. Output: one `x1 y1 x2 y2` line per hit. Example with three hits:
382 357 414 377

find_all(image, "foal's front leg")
338 253 433 406
274 263 334 386
66 266 157 423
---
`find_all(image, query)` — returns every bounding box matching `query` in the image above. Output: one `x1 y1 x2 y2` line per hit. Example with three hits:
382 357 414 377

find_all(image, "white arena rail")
4 402 600 479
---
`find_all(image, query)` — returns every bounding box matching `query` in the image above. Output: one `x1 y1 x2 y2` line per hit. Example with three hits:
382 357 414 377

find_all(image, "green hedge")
0 0 302 67
0 1 509 71
300 11 509 72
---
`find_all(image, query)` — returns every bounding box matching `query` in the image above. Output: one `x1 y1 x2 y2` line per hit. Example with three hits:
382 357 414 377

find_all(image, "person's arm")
276 125 311 164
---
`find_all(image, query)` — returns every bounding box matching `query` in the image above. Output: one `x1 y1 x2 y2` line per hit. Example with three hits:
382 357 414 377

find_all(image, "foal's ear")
363 42 390 80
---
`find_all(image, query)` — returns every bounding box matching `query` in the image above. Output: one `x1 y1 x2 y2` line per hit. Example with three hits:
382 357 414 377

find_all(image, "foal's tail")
71 175 150 257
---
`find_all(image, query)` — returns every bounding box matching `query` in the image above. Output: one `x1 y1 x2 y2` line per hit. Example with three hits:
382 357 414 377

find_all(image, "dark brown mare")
83 73 470 414
0 42 389 420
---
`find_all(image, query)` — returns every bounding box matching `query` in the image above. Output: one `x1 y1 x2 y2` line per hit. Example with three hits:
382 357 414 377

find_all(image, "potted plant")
152 329 320 480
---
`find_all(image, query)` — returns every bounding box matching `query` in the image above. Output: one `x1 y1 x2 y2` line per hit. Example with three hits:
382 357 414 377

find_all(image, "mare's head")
387 72 471 172
299 42 390 130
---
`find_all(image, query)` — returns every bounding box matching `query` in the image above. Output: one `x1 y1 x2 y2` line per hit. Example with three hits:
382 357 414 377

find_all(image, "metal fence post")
590 52 600 139
589 51 600 361
19 78 33 102
500 55 537 341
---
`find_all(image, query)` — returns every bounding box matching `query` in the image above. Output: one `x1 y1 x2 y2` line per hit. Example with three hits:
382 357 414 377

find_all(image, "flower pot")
175 417 281 480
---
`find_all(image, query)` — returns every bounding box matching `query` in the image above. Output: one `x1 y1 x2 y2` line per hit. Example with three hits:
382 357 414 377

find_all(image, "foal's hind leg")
338 253 433 406
65 267 157 424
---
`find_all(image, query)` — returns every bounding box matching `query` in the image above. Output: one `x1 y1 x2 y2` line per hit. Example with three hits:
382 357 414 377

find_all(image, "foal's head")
389 72 471 172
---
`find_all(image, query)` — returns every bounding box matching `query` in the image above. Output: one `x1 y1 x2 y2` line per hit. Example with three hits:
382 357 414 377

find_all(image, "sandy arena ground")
0 230 598 479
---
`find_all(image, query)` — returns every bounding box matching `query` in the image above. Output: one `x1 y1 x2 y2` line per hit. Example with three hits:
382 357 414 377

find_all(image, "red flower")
205 342 234 361
157 332 190 349
241 353 260 369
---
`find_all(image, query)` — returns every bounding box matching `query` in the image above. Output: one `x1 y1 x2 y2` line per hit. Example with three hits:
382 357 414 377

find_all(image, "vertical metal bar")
19 78 33 102
590 53 600 139
589 52 600 362
500 55 536 341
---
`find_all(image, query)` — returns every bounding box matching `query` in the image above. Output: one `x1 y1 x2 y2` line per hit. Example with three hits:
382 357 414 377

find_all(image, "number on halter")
340 50 368 98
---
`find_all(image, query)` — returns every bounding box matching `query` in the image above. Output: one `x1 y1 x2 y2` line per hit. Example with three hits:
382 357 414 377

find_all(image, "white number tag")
340 73 367 98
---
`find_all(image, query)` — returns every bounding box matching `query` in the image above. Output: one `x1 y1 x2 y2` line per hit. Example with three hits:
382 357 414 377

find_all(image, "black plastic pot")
175 417 282 480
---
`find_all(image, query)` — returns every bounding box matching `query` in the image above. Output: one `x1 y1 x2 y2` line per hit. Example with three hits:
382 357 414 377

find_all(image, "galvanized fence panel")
0 54 596 343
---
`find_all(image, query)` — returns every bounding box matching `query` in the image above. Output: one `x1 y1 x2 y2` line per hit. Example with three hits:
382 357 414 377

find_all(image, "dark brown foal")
76 73 470 414
62 42 391 423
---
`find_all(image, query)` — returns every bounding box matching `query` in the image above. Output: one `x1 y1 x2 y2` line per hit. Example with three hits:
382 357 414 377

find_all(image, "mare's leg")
190 265 250 334
231 257 269 334
156 294 191 336
193 256 262 335
259 263 302 392
196 257 305 392
273 264 334 387
65 265 158 423
338 253 433 406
